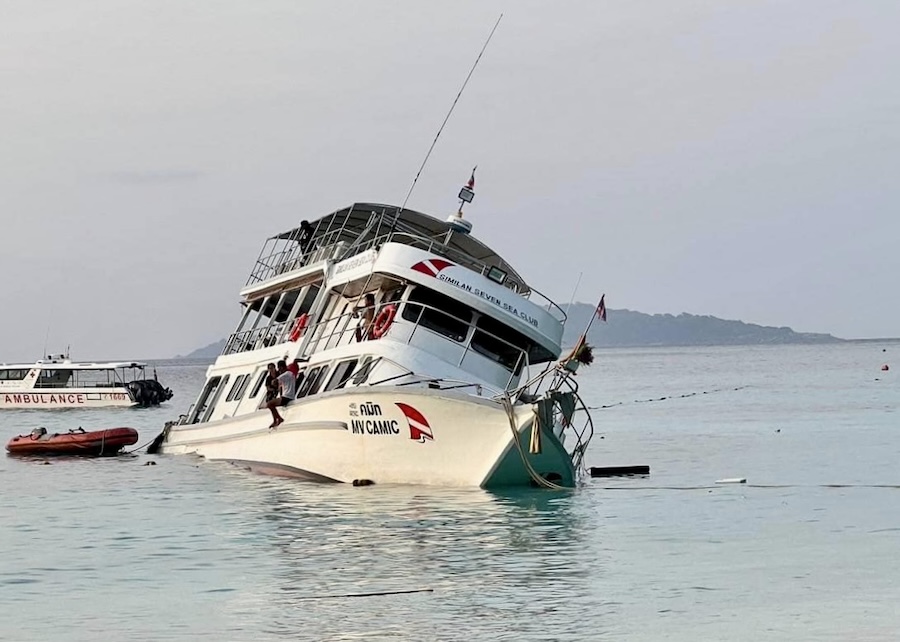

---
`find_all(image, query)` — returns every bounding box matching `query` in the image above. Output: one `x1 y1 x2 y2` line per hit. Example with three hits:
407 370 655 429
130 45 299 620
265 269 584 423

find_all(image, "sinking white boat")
0 355 173 409
157 181 595 488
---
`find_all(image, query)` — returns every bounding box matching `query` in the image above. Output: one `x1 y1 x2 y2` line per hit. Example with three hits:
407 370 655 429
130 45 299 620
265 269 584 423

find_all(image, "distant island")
176 339 226 360
561 304 842 348
176 306 843 359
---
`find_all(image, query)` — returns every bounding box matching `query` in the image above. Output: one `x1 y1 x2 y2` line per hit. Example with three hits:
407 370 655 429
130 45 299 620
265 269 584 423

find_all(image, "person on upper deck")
355 293 376 342
297 220 315 256
266 360 296 428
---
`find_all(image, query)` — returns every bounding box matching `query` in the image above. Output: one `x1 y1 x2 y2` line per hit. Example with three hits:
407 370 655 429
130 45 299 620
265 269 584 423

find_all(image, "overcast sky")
2 1 898 361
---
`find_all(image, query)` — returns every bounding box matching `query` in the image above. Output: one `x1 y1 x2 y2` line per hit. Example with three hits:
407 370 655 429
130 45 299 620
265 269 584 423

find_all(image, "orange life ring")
289 314 309 342
370 304 397 339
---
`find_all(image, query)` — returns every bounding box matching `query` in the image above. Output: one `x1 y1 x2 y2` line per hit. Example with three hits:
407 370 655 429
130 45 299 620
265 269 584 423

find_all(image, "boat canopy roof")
0 360 146 371
273 203 530 294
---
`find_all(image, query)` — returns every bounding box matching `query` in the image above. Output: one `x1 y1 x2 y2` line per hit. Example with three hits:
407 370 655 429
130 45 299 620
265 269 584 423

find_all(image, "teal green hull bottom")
481 436 576 489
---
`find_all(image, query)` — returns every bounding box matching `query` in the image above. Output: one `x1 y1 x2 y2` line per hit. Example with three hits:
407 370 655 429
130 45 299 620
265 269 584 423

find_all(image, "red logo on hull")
395 402 434 442
410 259 454 278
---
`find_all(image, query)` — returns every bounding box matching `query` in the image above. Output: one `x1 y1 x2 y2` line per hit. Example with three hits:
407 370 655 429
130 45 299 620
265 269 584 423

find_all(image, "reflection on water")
214 470 600 640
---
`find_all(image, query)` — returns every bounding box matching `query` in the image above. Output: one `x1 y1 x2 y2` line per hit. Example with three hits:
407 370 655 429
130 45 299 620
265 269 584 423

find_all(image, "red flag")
596 294 607 322
467 167 476 190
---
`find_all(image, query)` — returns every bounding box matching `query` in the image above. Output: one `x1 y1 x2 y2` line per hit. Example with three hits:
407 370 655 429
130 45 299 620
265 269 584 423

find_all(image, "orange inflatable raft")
6 427 139 457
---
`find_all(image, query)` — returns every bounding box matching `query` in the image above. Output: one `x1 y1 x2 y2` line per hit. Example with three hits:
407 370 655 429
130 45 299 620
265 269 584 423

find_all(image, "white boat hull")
161 388 575 488
0 390 136 409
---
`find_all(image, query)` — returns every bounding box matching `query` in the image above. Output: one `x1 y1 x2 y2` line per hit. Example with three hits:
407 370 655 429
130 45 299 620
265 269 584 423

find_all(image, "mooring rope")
500 395 567 491
123 435 158 455
587 385 749 410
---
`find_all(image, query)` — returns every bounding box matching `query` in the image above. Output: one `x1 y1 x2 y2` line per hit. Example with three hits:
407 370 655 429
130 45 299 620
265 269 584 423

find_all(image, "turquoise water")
1 344 897 641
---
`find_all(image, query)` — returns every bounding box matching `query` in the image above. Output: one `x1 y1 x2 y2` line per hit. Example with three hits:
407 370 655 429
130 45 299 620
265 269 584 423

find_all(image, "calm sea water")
1 343 897 641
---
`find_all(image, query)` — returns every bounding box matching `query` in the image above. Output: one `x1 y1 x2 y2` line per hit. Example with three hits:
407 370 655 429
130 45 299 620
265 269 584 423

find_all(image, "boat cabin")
185 202 569 425
0 358 149 391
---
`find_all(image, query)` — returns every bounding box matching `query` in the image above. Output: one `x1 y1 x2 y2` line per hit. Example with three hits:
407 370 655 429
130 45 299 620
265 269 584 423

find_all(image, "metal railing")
329 231 566 323
243 224 567 323
223 321 289 356
279 300 534 392
246 239 348 286
507 360 596 474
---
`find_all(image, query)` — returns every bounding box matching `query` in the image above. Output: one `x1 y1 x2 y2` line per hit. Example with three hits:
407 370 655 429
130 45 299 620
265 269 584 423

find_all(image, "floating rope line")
587 386 749 410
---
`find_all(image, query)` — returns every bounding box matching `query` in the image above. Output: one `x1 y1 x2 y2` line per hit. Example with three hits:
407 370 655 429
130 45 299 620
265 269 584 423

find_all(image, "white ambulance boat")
0 355 173 409
157 182 596 488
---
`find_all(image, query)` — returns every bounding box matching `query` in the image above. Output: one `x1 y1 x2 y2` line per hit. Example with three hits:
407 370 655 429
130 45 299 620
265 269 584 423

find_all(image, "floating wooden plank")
589 465 650 477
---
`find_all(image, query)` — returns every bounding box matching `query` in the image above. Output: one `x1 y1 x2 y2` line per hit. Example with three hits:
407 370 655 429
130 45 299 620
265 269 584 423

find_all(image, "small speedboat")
6 427 139 456
0 353 173 409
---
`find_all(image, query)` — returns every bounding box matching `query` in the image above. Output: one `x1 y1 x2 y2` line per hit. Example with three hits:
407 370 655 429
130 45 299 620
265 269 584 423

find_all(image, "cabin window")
297 365 329 398
249 370 269 398
0 370 30 381
191 376 221 423
471 314 529 373
192 374 229 424
225 375 246 402
308 366 330 395
234 373 253 401
401 286 473 342
36 370 73 388
324 359 359 392
296 367 319 398
201 374 229 422
72 369 116 388
294 369 307 393
350 356 377 386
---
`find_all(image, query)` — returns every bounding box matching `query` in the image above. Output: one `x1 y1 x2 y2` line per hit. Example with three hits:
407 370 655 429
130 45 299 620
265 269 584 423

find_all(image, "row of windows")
401 286 549 372
191 356 378 424
0 369 130 387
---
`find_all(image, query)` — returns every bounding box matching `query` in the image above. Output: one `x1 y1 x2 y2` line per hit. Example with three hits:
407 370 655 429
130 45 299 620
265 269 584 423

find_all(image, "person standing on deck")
266 360 296 428
355 293 376 342
296 220 315 263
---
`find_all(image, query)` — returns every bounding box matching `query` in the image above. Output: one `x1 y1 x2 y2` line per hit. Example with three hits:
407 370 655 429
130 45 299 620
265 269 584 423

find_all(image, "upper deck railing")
244 226 567 324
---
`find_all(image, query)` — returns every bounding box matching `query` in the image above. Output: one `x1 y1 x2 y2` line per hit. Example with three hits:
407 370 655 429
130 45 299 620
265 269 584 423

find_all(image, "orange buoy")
371 304 397 339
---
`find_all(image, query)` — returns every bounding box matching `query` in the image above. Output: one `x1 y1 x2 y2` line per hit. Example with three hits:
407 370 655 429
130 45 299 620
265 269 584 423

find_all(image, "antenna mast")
395 14 503 224
42 305 53 359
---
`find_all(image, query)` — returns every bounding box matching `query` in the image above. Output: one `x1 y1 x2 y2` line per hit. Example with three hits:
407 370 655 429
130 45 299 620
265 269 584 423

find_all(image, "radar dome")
446 210 473 235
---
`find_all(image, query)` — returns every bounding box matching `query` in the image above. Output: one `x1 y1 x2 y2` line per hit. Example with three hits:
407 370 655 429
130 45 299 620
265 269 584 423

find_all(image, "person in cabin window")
355 293 376 342
287 358 301 378
267 360 296 429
